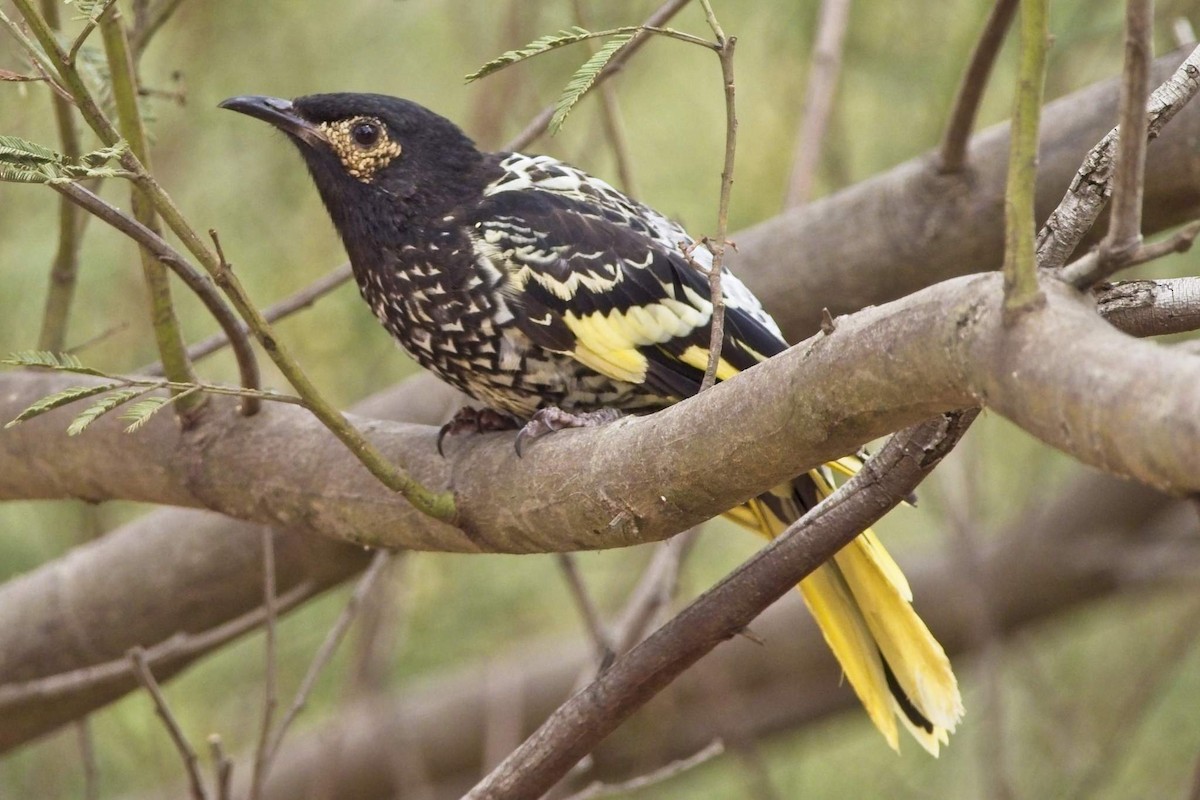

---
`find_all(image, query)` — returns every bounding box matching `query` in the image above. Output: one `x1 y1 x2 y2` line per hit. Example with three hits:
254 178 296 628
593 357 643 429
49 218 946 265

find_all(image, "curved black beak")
219 95 327 148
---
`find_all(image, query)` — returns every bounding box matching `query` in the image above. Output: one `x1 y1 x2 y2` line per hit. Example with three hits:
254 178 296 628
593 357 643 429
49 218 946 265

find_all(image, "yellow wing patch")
679 345 739 382
563 310 650 383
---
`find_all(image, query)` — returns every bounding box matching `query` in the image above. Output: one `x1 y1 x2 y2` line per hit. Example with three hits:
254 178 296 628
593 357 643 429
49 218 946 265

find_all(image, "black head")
220 93 488 233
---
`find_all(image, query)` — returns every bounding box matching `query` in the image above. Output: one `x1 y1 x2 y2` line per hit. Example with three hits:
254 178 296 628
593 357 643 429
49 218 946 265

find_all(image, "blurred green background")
2 0 1200 797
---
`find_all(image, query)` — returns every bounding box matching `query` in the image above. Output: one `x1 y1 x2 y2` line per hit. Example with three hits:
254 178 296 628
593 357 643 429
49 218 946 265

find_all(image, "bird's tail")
724 459 963 755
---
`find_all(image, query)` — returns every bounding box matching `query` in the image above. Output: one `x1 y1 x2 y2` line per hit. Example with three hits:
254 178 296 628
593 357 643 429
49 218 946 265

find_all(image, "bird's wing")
467 168 787 400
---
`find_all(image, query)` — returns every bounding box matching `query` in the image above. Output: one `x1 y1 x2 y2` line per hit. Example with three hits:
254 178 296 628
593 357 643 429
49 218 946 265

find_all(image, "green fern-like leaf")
67 389 143 436
4 383 121 428
466 26 602 82
550 34 634 134
0 135 65 183
119 396 171 433
3 350 103 375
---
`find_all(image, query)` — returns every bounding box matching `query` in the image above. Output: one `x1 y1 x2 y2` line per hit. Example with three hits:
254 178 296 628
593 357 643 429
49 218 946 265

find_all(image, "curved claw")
514 407 624 458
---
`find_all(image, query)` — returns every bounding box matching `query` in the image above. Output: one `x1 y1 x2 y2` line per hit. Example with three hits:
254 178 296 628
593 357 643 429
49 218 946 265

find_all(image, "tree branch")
1037 42 1200 271
3 273 1200 553
784 0 851 205
938 0 1019 173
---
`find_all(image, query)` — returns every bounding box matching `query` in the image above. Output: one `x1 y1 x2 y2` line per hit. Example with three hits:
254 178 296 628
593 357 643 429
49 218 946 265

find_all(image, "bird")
220 92 963 753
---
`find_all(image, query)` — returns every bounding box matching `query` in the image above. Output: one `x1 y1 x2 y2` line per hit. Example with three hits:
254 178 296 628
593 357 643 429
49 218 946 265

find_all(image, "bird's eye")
351 121 380 147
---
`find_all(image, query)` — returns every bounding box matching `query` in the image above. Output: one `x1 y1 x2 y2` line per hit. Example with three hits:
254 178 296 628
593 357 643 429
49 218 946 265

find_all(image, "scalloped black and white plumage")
221 92 963 753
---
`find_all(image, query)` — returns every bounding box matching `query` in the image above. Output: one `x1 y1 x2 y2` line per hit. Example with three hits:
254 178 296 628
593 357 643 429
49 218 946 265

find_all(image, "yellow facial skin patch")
320 116 403 182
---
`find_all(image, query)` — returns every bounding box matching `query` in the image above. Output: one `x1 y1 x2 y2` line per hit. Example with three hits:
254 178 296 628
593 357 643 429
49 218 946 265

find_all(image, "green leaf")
550 34 634 135
0 135 128 184
2 350 104 375
119 396 171 432
466 26 601 82
67 389 144 436
4 383 120 428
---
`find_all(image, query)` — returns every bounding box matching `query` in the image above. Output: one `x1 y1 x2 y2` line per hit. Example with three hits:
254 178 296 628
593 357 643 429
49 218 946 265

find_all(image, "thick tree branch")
3 275 1199 555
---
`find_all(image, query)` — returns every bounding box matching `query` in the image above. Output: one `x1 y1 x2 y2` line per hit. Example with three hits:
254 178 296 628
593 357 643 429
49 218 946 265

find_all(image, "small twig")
259 551 392 782
1063 597 1200 800
249 529 279 800
1038 43 1200 271
1106 0 1154 249
130 0 188 59
146 262 353 372
1067 0 1154 290
128 646 207 800
698 1 737 393
207 735 233 800
784 0 851 206
77 718 100 800
0 581 318 710
48 181 262 412
1001 0 1049 317
938 0 1019 173
36 0 87 354
1063 220 1200 289
503 0 692 152
557 553 617 664
66 0 119 66
561 739 725 800
610 530 699 656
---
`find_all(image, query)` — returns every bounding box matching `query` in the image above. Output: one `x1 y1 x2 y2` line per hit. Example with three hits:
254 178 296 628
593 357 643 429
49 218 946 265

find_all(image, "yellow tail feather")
726 467 963 754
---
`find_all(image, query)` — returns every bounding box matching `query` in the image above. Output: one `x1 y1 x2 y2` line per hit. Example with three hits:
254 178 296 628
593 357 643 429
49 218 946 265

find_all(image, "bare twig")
557 553 617 664
1065 0 1155 290
146 263 353 372
36 0 87 354
128 647 207 800
0 581 318 710
610 531 699 656
1095 273 1200 337
784 0 851 206
77 718 100 800
1063 220 1200 289
561 739 725 800
259 552 392 783
1064 598 1200 800
50 174 262 416
938 0 1019 173
698 2 736 393
937 438 1014 800
1039 43 1200 271
130 0 188 59
503 0 692 152
66 0 118 66
208 735 234 800
1001 0 1049 317
465 410 977 800
249 530 279 800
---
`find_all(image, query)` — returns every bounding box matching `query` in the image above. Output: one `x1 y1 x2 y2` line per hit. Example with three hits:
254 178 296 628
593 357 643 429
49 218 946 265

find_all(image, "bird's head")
220 92 487 232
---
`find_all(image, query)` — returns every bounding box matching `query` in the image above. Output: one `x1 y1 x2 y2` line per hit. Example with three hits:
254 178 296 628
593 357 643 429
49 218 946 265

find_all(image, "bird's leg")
437 406 520 456
515 407 624 457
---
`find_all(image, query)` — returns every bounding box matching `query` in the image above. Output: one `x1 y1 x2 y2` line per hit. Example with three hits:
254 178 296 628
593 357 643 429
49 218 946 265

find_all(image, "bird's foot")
437 406 519 456
515 407 623 457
